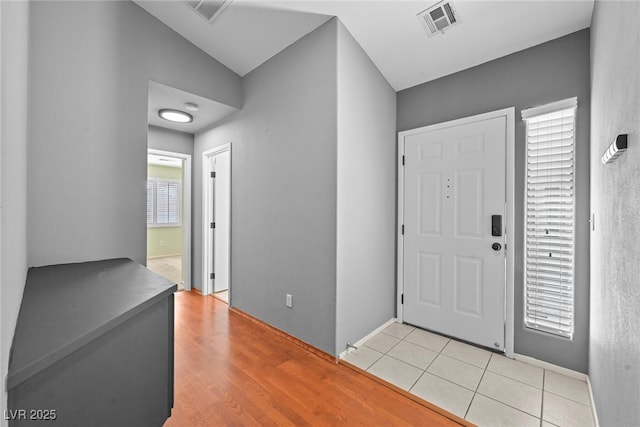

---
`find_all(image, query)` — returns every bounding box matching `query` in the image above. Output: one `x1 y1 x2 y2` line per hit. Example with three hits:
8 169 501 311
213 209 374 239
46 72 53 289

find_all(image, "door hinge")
210 273 215 280
401 294 404 304
211 171 216 178
402 155 405 166
210 222 215 229
401 224 405 235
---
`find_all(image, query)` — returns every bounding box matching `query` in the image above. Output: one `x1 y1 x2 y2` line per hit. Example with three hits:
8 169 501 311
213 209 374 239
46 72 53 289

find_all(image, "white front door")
402 115 507 351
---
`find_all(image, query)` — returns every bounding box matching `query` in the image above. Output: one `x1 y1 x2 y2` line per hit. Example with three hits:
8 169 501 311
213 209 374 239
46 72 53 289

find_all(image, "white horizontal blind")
146 181 154 224
147 179 181 226
523 101 576 338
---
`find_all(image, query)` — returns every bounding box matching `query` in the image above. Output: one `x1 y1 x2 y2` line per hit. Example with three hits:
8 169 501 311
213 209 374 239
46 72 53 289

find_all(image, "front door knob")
492 243 502 251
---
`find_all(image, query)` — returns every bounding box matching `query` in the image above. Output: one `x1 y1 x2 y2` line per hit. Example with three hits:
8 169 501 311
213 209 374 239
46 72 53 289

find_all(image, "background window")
522 97 576 339
147 178 181 226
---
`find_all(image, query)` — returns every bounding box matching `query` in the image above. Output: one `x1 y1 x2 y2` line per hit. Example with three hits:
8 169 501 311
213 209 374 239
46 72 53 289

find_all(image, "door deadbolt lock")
492 243 502 251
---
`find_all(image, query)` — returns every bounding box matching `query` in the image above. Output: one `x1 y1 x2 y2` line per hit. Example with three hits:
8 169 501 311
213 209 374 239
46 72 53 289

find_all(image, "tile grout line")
407 333 448 391
477 356 545 421
405 332 452 405
544 389 593 408
366 329 421 385
472 391 543 422
382 350 433 372
406 333 488 413
463 353 491 419
407 367 427 392
483 361 590 408
485 365 544 390
464 392 479 420
388 329 449 392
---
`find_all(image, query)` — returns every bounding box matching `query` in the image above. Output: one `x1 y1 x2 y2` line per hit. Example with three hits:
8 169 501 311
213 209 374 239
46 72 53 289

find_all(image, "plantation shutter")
167 181 181 224
146 181 154 224
148 179 181 226
522 97 576 339
155 180 181 225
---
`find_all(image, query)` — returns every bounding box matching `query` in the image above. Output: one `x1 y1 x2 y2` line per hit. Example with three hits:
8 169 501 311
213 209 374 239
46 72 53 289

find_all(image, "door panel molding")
397 107 515 357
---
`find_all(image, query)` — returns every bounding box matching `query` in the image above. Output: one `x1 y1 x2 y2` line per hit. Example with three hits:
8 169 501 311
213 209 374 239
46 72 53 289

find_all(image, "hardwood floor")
165 291 466 426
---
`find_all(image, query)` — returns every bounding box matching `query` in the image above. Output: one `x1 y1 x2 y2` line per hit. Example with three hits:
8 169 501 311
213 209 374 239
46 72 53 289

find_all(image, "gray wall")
335 21 397 354
589 1 640 425
0 2 30 424
148 125 194 156
397 30 591 372
28 1 241 267
194 19 338 354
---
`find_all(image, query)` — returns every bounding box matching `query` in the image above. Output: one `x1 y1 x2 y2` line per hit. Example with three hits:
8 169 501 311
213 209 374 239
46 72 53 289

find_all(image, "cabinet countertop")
7 258 177 389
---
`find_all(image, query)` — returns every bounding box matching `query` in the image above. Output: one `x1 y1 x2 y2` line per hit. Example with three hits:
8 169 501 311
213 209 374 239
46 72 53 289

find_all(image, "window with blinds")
522 97 576 339
147 179 181 226
146 181 154 224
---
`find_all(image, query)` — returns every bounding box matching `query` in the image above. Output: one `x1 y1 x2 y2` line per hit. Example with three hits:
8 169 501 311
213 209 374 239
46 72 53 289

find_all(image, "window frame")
522 97 577 340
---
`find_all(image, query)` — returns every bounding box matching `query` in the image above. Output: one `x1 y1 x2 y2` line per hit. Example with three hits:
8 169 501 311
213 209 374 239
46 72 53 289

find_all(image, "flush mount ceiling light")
158 109 193 123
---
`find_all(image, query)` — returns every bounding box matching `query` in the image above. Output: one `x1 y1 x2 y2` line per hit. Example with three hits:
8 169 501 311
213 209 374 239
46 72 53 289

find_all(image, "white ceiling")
148 80 239 133
136 0 593 92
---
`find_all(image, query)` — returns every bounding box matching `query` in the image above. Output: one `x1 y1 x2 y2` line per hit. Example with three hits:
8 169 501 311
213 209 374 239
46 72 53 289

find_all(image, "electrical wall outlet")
286 293 292 308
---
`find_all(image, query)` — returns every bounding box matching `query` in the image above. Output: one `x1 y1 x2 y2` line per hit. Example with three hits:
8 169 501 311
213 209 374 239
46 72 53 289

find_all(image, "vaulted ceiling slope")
136 0 593 91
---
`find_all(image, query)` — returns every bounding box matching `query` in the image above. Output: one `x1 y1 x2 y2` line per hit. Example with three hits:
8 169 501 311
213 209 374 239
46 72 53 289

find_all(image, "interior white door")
403 116 506 351
213 151 230 293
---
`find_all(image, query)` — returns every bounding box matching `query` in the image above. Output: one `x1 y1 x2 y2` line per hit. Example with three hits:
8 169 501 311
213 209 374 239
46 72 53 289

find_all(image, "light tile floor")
213 289 229 303
147 255 184 290
344 323 595 427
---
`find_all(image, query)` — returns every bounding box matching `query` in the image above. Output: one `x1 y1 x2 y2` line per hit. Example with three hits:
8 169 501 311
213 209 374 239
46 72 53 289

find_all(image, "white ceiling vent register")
184 0 233 24
418 1 461 37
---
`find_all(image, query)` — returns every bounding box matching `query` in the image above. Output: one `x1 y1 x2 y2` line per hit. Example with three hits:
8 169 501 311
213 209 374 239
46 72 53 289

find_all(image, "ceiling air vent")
185 0 233 24
418 1 461 37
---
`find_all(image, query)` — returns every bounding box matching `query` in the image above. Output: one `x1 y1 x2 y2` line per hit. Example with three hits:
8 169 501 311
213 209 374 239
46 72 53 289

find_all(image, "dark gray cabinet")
7 259 176 426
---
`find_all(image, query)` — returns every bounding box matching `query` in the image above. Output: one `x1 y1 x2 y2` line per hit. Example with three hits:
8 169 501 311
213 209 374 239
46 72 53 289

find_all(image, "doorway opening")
202 144 231 303
147 149 193 291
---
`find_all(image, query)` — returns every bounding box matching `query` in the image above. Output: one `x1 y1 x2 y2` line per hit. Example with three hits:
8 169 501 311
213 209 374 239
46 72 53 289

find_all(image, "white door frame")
397 107 515 357
147 148 193 291
202 143 232 297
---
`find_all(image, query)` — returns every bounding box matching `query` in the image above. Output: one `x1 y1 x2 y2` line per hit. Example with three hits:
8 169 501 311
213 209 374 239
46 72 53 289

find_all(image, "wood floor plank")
164 291 467 426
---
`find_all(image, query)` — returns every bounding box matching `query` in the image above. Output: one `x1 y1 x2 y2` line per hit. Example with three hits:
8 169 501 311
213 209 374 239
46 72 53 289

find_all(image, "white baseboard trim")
513 353 588 381
147 254 182 260
338 318 397 359
514 353 599 426
586 375 600 427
